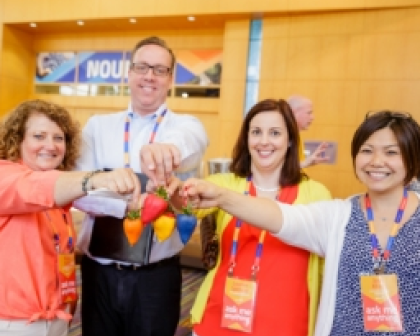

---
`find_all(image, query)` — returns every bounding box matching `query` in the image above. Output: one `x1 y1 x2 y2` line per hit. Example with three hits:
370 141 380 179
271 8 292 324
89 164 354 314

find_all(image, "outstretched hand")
181 178 222 209
90 168 141 194
90 168 141 206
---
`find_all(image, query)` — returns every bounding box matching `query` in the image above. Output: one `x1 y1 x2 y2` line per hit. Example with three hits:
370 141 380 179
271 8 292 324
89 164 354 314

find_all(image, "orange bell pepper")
123 210 143 246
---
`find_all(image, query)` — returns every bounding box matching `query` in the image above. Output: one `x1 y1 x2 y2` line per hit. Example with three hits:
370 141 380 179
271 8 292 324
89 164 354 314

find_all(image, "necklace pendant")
374 263 385 275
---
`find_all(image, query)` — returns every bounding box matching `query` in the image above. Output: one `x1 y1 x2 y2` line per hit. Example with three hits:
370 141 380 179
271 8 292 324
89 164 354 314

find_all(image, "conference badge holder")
360 273 403 332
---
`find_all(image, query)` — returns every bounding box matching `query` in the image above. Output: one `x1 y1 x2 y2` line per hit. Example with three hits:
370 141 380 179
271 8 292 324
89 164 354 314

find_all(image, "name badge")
221 276 257 333
57 252 77 303
360 273 403 332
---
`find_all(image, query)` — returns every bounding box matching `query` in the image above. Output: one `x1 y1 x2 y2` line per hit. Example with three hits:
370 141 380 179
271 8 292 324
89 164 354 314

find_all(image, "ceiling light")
129 18 137 23
181 92 189 98
29 22 37 28
187 16 195 21
77 20 84 26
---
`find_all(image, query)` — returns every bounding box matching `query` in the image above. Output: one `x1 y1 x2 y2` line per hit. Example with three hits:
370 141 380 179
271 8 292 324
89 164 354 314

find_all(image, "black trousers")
81 255 182 336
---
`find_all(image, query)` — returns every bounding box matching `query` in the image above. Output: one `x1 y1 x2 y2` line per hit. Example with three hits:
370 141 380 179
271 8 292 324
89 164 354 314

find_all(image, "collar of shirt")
126 102 167 121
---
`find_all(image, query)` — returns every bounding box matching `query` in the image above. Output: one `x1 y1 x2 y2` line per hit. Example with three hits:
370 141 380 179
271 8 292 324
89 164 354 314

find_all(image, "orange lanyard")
44 210 73 253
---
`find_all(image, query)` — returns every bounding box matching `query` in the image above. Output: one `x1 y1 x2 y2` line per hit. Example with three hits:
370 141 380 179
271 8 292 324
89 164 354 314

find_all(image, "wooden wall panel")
217 20 249 157
33 29 224 52
365 0 420 8
0 25 3 80
260 7 420 198
3 0 419 23
0 26 33 116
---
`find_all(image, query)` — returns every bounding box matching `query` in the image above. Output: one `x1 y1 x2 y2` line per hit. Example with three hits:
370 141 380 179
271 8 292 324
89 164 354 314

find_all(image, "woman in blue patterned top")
182 110 420 336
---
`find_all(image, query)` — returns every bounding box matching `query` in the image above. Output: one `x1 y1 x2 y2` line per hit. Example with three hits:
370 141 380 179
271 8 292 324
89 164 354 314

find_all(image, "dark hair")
0 99 80 171
230 99 306 187
130 36 176 71
351 110 420 185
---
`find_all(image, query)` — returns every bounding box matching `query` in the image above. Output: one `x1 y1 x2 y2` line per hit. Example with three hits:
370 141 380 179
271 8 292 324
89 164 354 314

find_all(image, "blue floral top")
408 180 420 194
329 196 420 335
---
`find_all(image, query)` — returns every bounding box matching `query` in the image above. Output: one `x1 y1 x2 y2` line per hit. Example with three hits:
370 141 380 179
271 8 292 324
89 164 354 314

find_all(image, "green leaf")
126 209 140 220
182 202 193 215
156 186 169 201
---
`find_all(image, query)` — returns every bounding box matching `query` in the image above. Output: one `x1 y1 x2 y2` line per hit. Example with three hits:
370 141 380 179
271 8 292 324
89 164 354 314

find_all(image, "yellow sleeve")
295 178 332 204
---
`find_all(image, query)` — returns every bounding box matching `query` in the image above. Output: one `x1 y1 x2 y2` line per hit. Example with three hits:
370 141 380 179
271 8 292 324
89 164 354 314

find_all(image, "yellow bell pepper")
153 212 176 242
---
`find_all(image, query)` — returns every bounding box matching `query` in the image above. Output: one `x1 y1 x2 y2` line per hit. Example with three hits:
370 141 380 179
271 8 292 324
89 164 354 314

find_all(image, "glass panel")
174 87 219 98
94 85 120 96
74 84 90 96
72 85 120 96
59 85 76 95
35 85 61 94
250 19 262 40
122 85 131 96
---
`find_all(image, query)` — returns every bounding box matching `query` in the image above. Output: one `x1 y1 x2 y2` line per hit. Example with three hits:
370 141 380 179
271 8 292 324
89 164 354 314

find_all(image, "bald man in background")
287 95 329 168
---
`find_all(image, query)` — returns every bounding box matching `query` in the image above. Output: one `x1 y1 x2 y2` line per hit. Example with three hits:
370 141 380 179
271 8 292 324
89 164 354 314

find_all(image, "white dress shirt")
75 103 208 265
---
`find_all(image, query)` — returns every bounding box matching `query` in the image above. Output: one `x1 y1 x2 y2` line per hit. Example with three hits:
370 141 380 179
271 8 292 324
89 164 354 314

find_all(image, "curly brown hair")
0 99 80 171
230 99 307 187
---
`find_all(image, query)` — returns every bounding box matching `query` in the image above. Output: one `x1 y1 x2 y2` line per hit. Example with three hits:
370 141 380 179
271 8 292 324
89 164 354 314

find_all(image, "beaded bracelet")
81 170 101 193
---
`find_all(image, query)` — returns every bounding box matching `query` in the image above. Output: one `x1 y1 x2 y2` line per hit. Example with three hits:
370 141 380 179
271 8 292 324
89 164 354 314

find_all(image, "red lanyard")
44 210 73 252
228 177 276 278
123 109 167 168
365 187 408 273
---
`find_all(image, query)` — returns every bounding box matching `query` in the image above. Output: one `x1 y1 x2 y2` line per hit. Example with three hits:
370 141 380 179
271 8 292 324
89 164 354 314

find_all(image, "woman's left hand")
181 178 222 209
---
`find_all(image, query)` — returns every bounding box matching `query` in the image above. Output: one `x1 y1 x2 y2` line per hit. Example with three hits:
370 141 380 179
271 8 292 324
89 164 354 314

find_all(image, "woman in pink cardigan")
0 99 141 336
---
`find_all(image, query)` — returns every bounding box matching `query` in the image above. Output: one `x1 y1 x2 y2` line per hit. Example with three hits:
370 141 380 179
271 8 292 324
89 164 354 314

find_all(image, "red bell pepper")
141 187 168 224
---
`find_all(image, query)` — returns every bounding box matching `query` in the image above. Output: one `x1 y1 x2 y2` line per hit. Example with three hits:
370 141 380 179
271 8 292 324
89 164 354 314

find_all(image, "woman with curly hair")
0 99 141 336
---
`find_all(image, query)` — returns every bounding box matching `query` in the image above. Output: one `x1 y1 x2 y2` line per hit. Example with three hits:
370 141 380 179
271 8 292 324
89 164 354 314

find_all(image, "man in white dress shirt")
76 36 208 336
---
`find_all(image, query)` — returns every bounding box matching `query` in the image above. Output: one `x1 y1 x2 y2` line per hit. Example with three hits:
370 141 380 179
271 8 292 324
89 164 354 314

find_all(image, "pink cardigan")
0 160 74 322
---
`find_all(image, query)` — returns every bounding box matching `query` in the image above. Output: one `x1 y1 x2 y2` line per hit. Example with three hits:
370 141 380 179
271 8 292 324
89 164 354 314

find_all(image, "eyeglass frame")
130 62 172 77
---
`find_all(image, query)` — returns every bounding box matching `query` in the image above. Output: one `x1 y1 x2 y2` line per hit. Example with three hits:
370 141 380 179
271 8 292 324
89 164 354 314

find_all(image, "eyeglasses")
365 110 412 120
131 62 171 77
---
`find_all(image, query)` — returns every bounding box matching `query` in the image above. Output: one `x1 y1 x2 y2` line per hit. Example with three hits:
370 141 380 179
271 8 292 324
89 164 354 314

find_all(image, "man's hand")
140 143 181 186
301 142 330 168
90 168 141 206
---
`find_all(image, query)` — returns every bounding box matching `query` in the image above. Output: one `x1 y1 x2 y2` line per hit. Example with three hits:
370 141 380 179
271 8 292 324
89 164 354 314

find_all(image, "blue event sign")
78 52 129 83
35 52 77 83
123 52 131 83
